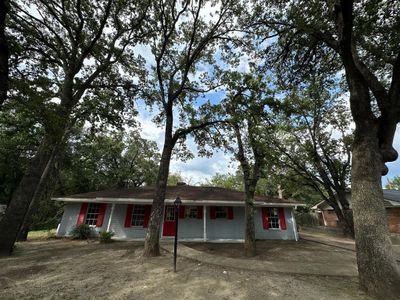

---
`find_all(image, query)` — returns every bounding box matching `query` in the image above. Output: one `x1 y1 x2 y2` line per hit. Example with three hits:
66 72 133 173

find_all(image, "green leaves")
385 176 400 190
59 128 160 194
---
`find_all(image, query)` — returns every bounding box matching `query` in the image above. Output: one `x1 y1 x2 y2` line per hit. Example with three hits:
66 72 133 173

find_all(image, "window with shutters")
185 206 198 218
215 206 227 219
131 205 146 226
268 208 280 229
165 206 176 221
85 203 100 226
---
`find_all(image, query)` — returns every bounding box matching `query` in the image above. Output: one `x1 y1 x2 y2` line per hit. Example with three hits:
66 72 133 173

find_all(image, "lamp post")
173 196 182 272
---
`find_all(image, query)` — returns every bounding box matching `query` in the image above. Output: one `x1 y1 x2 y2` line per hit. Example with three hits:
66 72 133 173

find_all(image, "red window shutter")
179 205 185 219
124 204 133 228
96 203 107 227
143 205 152 228
77 203 88 225
210 207 216 219
279 208 287 230
197 206 203 219
227 207 234 219
261 207 269 230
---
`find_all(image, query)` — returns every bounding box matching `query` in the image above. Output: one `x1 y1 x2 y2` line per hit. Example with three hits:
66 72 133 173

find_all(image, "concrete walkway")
161 242 358 277
300 231 356 251
300 230 400 261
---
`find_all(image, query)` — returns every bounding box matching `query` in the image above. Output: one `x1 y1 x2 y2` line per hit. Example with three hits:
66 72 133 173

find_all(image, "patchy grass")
27 229 57 240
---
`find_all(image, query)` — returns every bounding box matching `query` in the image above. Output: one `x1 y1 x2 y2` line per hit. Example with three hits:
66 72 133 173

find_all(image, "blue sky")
383 126 400 185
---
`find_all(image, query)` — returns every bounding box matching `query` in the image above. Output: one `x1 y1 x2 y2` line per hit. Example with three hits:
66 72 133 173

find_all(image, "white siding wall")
206 206 244 240
57 203 81 236
254 207 296 240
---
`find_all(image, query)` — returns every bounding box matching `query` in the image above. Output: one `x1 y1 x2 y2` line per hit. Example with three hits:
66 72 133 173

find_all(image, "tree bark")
352 127 400 299
341 208 354 237
143 130 174 257
17 156 59 242
335 188 354 237
244 194 256 257
233 121 259 257
17 227 29 242
0 0 8 107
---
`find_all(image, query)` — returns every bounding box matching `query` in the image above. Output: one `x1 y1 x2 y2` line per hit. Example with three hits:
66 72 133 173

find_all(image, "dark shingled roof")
63 185 301 205
383 189 400 203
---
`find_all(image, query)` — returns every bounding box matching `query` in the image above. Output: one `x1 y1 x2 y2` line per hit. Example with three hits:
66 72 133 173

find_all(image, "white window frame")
268 208 280 230
85 203 100 226
131 205 146 227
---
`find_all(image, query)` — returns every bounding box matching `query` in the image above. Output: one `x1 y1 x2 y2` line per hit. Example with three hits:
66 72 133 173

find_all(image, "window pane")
165 207 175 221
85 203 100 226
268 208 280 229
131 205 145 226
215 207 227 219
186 206 198 218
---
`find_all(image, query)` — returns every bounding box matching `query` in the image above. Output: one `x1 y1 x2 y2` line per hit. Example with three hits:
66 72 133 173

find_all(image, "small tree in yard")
222 71 275 257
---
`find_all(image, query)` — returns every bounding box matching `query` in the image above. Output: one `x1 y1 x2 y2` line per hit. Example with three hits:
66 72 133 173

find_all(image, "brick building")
311 189 400 233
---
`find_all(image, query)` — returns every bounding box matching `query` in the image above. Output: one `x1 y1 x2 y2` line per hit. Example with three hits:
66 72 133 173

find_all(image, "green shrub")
71 224 92 240
99 231 114 243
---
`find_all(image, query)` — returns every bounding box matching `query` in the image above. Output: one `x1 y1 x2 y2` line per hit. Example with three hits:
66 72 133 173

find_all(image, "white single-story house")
54 184 304 241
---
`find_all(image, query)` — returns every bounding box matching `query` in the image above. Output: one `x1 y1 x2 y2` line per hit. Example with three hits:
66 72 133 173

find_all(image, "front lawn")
0 239 370 299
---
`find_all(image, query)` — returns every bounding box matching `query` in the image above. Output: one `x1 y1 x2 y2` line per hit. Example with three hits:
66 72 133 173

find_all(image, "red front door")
163 206 176 236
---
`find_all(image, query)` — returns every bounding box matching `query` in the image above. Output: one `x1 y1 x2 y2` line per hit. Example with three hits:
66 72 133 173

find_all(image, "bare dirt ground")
0 238 371 300
184 239 356 265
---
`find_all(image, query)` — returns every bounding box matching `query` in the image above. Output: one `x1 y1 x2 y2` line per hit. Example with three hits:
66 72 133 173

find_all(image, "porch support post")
291 208 299 241
203 206 207 242
106 203 116 232
321 210 327 226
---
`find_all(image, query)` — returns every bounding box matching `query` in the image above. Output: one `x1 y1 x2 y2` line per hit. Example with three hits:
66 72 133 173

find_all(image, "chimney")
277 184 284 199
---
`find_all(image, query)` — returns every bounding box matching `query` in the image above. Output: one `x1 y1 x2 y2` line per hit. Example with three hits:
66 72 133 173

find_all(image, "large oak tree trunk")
336 190 354 237
352 127 400 298
143 136 174 257
17 152 59 242
244 196 256 257
0 134 61 255
329 197 354 238
341 208 354 237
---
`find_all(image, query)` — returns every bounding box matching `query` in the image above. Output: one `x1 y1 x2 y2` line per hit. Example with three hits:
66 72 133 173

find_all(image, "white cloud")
170 149 237 185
